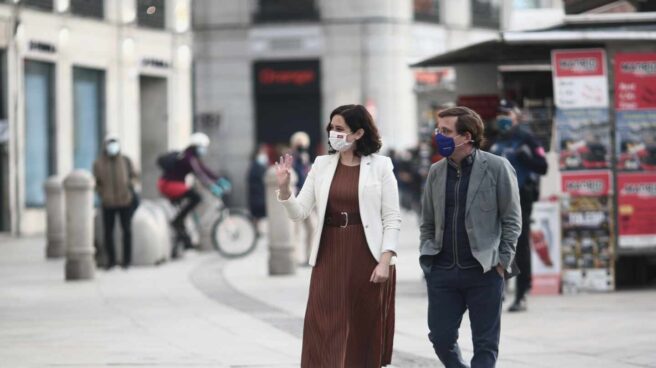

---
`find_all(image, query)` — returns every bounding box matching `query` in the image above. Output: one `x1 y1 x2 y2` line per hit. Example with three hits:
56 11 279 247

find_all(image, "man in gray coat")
420 106 521 368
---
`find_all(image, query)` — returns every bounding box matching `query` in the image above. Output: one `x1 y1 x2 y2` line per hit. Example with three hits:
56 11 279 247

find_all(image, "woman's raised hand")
275 154 293 197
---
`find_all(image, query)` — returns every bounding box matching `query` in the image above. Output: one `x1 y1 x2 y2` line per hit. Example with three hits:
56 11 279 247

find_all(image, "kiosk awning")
412 20 656 67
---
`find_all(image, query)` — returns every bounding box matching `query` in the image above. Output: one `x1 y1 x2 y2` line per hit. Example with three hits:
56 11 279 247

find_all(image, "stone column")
264 167 298 275
44 176 65 258
194 183 217 252
63 170 96 280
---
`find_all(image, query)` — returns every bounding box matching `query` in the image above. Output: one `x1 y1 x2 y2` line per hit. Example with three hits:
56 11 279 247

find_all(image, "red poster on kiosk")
617 173 656 248
614 53 656 251
560 171 614 292
552 49 609 108
614 53 656 111
561 171 611 197
614 53 656 171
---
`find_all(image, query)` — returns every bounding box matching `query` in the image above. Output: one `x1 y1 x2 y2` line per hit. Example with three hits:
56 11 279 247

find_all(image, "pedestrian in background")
290 131 317 265
420 106 521 367
93 135 139 270
276 104 401 368
247 145 269 232
489 100 548 312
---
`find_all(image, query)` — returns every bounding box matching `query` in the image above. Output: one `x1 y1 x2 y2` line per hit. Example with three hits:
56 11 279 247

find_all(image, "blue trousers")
426 265 504 368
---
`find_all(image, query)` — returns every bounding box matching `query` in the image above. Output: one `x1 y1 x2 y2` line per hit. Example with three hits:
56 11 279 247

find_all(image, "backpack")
156 151 181 172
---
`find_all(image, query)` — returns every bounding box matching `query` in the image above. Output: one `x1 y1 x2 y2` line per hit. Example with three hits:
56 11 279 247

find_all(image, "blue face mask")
435 133 469 157
496 117 513 133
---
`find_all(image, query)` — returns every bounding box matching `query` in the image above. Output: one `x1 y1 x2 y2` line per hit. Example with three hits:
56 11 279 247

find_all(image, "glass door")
73 67 105 171
24 60 55 207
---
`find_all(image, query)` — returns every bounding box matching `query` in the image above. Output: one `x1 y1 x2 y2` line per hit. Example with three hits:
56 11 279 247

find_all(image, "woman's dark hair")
326 104 382 156
437 106 486 149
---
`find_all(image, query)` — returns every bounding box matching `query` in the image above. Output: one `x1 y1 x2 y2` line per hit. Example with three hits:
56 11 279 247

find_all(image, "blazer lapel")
466 151 488 215
319 154 340 211
358 155 372 201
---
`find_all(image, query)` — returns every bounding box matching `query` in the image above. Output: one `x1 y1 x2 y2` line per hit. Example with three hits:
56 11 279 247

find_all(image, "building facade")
193 0 553 205
0 0 193 235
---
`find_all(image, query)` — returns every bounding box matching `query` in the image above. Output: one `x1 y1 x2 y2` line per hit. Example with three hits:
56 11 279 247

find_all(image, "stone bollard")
131 200 171 265
63 170 96 280
194 183 218 251
44 176 65 258
264 167 298 275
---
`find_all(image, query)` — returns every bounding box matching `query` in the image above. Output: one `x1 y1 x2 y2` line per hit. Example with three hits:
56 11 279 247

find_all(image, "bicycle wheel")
212 209 258 258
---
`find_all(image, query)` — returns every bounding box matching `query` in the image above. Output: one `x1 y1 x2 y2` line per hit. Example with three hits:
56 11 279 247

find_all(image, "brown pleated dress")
301 161 396 368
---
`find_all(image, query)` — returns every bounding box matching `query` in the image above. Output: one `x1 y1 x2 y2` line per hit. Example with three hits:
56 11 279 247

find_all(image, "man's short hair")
437 106 485 149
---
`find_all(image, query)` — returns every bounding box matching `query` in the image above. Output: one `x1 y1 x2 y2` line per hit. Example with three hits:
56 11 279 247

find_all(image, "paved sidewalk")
219 213 656 368
0 236 300 368
2 210 656 368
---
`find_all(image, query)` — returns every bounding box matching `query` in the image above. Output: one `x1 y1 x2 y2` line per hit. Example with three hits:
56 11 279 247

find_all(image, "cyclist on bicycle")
157 132 229 245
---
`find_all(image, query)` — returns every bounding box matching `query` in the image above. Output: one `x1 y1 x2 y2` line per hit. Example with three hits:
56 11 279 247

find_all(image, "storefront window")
254 0 319 23
24 60 56 207
472 0 501 29
70 0 104 19
22 0 54 11
73 67 105 172
137 0 165 29
414 0 440 23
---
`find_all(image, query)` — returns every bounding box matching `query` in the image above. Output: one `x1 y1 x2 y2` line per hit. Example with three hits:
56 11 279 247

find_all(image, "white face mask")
106 142 120 156
329 130 353 152
256 154 268 166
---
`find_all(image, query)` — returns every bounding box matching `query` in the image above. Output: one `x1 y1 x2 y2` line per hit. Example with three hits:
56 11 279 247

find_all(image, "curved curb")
189 256 437 367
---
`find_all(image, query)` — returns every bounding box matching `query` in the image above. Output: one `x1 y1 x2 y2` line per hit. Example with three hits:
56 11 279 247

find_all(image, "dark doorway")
254 60 321 156
139 76 168 200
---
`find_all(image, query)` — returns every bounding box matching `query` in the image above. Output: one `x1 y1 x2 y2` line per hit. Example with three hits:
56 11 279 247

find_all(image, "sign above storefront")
254 60 320 95
141 58 170 69
258 68 315 87
29 41 56 54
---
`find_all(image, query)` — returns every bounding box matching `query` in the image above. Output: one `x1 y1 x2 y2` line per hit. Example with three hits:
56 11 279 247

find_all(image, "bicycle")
172 178 258 259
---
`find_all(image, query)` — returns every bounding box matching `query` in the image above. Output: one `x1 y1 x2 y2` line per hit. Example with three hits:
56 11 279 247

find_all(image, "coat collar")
358 154 372 199
319 153 341 204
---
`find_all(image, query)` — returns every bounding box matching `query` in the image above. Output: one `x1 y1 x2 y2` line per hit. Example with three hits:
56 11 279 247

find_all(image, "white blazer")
277 153 402 266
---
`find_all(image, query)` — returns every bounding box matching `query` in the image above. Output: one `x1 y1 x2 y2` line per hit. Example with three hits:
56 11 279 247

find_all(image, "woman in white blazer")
275 105 401 368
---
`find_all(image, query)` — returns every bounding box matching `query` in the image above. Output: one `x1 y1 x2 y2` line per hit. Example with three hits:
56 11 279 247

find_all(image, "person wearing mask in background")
93 135 139 270
276 105 401 367
420 106 521 368
489 100 548 313
157 132 227 249
248 145 269 233
290 131 317 266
